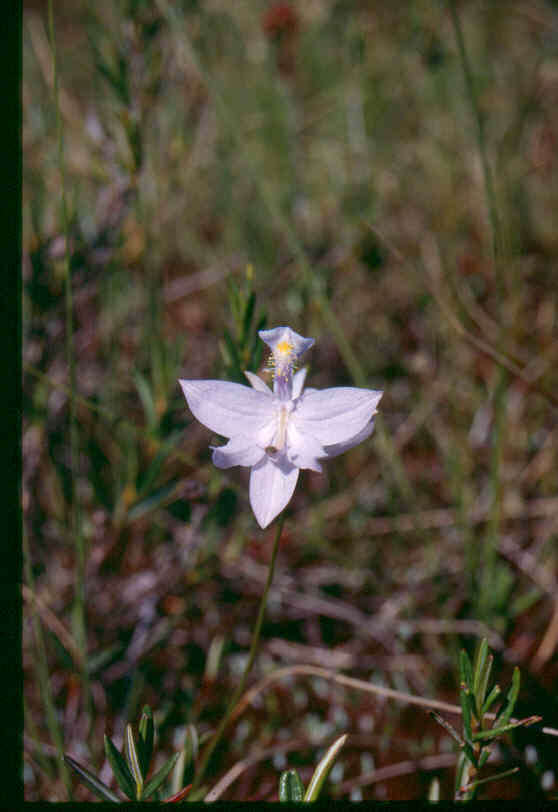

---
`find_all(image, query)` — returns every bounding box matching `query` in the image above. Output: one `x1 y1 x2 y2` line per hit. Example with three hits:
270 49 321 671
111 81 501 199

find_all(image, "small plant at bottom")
64 706 195 802
278 733 347 802
431 638 541 800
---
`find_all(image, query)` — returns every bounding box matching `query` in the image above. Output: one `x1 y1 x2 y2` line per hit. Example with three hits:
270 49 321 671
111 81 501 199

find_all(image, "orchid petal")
292 387 382 446
292 367 308 400
179 379 274 438
258 326 314 360
211 435 266 469
244 371 272 395
324 418 376 458
249 456 299 528
287 421 325 472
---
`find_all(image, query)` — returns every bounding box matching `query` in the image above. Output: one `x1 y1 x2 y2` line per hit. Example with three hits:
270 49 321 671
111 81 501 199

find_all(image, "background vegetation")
23 0 558 800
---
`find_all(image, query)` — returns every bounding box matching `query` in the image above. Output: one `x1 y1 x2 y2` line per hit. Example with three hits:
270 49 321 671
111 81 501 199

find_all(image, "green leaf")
134 371 157 428
304 734 347 802
138 705 154 778
169 725 198 796
460 766 519 793
104 735 136 800
279 769 305 802
242 291 256 343
429 711 463 746
124 724 143 797
473 716 541 742
186 786 209 802
459 685 474 747
223 329 240 369
475 652 493 719
459 648 474 693
127 479 179 521
63 754 121 803
482 684 501 716
428 776 440 802
495 667 520 728
478 748 491 769
136 431 183 496
472 639 489 709
141 752 180 800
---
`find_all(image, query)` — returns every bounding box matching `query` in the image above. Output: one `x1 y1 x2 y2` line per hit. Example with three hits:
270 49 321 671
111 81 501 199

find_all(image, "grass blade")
104 735 136 800
141 752 180 800
459 648 474 694
304 734 347 802
495 666 520 728
124 723 143 797
64 754 121 803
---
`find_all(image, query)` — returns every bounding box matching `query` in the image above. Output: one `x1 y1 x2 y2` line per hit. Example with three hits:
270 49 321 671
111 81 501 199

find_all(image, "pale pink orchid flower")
179 326 383 528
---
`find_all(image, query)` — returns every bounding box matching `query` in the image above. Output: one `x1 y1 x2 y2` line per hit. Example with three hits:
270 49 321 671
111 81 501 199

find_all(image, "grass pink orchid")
179 327 383 528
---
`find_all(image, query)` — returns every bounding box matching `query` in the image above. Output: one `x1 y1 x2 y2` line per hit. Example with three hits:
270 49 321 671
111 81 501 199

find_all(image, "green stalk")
448 1 509 621
190 515 285 795
47 0 91 729
23 533 73 799
448 1 502 270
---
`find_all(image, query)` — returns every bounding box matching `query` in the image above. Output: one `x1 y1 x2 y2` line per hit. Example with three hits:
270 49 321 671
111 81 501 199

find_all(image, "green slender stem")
448 1 502 271
190 515 285 795
23 533 73 799
47 0 91 730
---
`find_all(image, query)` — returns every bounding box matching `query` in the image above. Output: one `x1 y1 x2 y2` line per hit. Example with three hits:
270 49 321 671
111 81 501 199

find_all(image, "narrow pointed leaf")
127 480 179 521
279 769 305 802
163 784 192 803
495 667 520 728
428 777 440 802
461 766 519 793
124 724 143 797
174 724 198 789
429 711 463 746
63 754 121 803
473 716 542 741
459 648 474 693
459 685 474 746
104 735 136 800
137 431 184 496
304 734 347 802
242 292 256 343
476 652 493 718
141 752 180 800
472 639 489 705
478 748 491 769
482 684 501 716
186 786 209 802
138 705 154 778
134 371 157 428
223 330 241 370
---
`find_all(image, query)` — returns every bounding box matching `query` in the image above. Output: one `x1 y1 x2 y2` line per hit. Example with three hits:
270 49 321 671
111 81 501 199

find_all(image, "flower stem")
47 0 92 735
191 515 285 795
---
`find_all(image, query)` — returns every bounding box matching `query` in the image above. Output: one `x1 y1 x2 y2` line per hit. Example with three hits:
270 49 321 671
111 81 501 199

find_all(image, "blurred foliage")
23 0 558 802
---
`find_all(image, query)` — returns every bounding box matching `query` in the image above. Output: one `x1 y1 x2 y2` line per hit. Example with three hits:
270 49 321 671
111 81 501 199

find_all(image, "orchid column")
180 327 383 793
